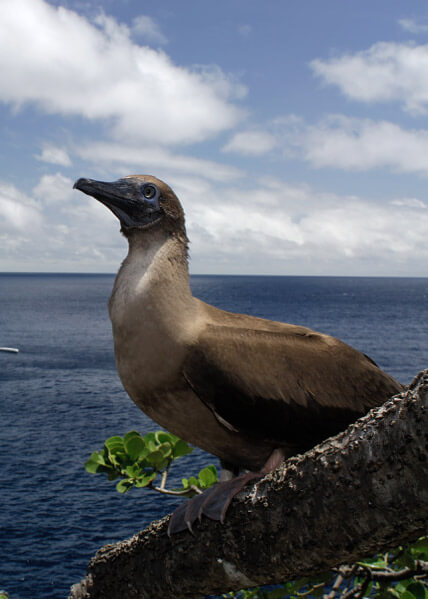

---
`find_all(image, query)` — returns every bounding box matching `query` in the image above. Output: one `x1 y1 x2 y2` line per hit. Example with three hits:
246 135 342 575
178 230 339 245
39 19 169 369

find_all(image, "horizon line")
0 271 427 279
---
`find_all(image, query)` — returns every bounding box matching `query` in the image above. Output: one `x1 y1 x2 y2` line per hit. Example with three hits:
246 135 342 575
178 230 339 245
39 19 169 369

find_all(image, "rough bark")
69 370 428 599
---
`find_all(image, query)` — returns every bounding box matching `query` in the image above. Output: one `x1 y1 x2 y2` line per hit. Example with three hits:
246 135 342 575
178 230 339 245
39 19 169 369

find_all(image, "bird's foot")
167 471 259 536
168 448 285 536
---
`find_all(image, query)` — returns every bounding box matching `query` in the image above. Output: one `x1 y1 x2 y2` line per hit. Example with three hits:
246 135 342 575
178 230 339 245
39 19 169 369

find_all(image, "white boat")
0 347 19 353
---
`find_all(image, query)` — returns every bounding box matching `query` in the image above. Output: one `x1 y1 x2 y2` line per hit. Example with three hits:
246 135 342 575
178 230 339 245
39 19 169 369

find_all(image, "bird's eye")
143 185 156 200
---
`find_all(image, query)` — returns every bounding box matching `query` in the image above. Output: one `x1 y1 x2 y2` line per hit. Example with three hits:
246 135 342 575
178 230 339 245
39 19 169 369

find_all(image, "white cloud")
35 144 72 167
238 24 252 37
0 182 42 231
33 173 75 205
131 15 167 45
311 41 428 114
2 173 428 275
280 114 428 174
75 141 244 181
222 130 278 155
0 174 125 271
391 197 427 208
398 18 428 34
0 0 244 145
174 177 428 275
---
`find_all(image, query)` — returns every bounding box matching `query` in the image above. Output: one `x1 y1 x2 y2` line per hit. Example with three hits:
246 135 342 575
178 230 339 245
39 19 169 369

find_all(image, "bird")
74 174 403 534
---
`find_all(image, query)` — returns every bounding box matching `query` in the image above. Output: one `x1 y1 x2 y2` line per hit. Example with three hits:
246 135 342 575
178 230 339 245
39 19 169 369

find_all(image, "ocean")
0 273 427 599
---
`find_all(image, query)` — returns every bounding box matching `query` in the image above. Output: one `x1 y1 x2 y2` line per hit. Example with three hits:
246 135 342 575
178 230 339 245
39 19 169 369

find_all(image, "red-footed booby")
74 175 403 534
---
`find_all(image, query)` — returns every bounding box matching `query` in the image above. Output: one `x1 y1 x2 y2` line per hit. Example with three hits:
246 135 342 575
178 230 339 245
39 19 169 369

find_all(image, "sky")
1 0 428 275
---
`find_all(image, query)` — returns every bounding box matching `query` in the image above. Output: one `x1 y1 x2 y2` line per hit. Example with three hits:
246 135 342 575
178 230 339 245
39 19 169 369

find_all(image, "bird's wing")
183 314 401 449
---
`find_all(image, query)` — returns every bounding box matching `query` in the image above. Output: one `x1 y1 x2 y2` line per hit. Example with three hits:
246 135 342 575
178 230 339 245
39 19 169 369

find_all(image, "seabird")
74 175 403 534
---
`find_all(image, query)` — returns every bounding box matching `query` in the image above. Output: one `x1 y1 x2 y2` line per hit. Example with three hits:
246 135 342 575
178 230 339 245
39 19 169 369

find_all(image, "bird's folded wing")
182 322 401 448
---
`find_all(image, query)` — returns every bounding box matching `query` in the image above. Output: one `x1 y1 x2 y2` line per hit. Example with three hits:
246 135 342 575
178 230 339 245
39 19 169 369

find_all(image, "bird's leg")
167 448 285 536
218 460 241 482
258 447 286 475
199 448 285 522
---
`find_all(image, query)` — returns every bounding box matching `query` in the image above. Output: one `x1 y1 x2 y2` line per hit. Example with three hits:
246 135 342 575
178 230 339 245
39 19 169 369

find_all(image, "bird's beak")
73 177 161 228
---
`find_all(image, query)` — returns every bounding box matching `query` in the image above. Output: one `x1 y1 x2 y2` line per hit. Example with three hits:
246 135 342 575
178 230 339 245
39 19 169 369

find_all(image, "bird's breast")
110 285 194 394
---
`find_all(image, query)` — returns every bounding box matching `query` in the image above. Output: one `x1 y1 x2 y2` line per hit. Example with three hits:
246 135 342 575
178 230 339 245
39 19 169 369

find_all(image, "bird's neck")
108 228 200 394
109 228 195 329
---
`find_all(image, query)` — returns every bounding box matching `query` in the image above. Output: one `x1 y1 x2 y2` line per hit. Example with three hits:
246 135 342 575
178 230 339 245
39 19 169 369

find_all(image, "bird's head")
73 175 185 236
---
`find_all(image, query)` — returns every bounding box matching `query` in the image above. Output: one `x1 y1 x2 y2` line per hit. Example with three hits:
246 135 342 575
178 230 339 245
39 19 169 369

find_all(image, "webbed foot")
167 448 286 536
167 471 258 536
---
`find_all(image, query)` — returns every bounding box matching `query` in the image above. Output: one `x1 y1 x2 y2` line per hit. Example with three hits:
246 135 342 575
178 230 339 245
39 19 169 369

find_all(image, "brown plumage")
183 303 398 456
74 174 403 533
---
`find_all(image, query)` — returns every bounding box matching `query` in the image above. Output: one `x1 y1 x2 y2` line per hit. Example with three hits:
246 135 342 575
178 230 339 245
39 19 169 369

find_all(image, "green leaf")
108 451 128 469
90 451 107 465
358 557 388 570
145 449 169 470
85 452 105 473
104 436 124 450
116 479 133 493
399 552 419 570
157 442 173 459
173 439 193 458
135 472 157 487
198 466 218 489
123 430 141 443
174 478 202 496
124 435 147 461
406 583 427 599
125 464 142 478
143 432 158 452
85 459 102 474
410 537 428 560
155 431 175 444
146 449 162 464
187 476 199 488
104 436 127 468
395 583 409 594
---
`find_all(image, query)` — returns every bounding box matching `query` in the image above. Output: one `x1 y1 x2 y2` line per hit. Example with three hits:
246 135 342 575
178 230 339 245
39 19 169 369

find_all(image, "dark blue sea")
0 274 427 599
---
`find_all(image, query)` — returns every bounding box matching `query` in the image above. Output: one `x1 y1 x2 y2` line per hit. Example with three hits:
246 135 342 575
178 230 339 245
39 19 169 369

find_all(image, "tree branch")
69 370 428 599
339 561 428 582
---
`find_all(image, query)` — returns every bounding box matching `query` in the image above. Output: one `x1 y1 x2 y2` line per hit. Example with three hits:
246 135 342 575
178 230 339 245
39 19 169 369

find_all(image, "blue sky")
1 0 428 275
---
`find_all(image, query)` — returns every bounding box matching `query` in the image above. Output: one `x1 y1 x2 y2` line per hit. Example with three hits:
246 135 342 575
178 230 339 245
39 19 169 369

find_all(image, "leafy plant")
181 464 218 492
222 539 428 599
85 430 218 496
